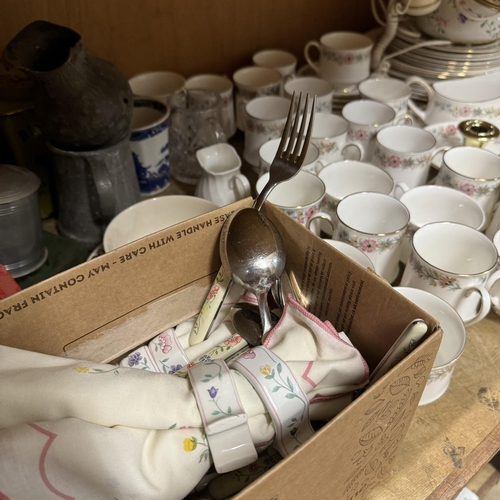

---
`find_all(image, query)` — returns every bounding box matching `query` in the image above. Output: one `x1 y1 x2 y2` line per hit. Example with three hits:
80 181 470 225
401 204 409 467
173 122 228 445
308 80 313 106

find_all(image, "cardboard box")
0 199 442 499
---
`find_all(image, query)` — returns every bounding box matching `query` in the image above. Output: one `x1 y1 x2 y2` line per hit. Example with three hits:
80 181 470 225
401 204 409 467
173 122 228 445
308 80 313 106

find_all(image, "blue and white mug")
130 98 170 196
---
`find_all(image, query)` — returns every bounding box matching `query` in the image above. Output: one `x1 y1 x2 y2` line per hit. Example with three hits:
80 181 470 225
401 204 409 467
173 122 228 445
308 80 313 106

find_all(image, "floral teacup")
400 222 499 325
333 192 410 283
371 125 442 189
256 170 326 226
434 146 500 220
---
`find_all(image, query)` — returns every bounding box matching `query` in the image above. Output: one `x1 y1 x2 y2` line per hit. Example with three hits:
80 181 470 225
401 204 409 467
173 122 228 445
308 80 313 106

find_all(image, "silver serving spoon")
220 207 286 337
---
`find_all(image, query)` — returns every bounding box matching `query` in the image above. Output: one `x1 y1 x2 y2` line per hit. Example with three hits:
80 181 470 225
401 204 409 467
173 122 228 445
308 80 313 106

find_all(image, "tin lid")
0 164 40 204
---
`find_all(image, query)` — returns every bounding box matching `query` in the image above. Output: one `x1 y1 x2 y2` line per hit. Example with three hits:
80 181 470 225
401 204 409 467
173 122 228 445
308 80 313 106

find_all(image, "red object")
0 264 22 299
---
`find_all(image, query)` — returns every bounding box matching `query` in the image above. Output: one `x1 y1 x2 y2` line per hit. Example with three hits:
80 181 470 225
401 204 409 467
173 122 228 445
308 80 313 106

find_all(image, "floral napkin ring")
229 346 315 458
188 358 258 474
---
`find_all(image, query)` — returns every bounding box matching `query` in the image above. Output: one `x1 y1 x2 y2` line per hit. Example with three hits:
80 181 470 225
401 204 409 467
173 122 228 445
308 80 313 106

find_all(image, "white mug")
342 100 398 161
400 222 499 325
304 31 373 90
394 287 466 406
326 192 409 283
358 77 412 119
252 49 297 80
258 138 321 176
232 66 282 131
311 113 362 165
283 77 334 113
185 74 236 138
128 71 186 106
399 185 486 264
371 125 442 189
243 95 291 168
434 146 500 221
256 170 326 226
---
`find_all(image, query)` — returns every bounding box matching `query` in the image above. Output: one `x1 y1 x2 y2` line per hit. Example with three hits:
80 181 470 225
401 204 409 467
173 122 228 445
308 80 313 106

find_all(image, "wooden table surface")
366 312 500 500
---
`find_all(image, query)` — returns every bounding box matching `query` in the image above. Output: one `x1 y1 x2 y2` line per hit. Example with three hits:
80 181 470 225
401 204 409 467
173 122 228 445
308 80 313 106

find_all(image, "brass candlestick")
458 119 500 148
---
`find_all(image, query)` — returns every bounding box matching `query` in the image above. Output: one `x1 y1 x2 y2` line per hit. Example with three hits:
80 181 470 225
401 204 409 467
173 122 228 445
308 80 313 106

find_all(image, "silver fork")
253 91 317 211
188 92 316 346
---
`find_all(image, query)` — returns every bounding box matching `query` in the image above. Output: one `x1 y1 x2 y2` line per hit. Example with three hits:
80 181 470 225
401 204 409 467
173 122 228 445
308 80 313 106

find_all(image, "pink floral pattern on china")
245 120 285 136
407 253 489 291
284 204 320 226
435 101 500 121
338 229 403 253
440 173 500 198
348 128 373 142
373 148 431 170
311 138 339 157
323 50 371 65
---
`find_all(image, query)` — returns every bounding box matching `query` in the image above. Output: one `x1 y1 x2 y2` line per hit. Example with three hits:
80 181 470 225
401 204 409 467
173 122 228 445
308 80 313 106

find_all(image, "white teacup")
434 146 500 221
358 77 412 119
185 74 236 138
400 222 499 325
324 239 375 271
256 171 326 226
243 95 291 168
311 113 362 165
394 287 466 406
486 202 500 240
283 77 334 113
304 31 373 90
342 100 398 161
399 185 486 264
128 71 186 106
258 138 321 176
232 66 282 131
252 49 297 80
103 196 218 252
308 160 405 237
371 126 441 189
331 192 410 283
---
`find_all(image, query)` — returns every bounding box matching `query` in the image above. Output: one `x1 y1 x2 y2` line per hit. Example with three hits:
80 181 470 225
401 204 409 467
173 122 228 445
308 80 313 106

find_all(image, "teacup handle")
304 41 322 75
486 269 500 314
485 200 500 237
306 211 335 235
229 173 251 200
458 285 491 326
341 142 363 161
405 76 435 123
454 0 500 22
392 181 409 200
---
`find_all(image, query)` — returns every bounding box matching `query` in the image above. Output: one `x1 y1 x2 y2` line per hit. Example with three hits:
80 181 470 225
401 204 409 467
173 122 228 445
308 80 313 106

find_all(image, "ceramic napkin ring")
188 358 258 473
230 345 315 458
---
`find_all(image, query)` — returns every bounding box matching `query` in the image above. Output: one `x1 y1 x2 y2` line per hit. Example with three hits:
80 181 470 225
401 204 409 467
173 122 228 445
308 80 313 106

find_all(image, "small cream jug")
195 143 251 207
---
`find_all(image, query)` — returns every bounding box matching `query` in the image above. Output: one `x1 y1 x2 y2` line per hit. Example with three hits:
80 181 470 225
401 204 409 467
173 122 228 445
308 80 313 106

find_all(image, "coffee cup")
255 170 326 226
434 146 500 221
129 98 171 196
400 222 499 325
252 49 297 80
358 77 412 120
283 77 334 113
232 66 282 131
399 185 486 264
128 71 186 106
185 74 236 138
243 95 291 168
304 31 373 91
318 192 410 283
394 287 466 406
311 113 362 165
258 138 321 176
342 100 398 161
371 126 442 189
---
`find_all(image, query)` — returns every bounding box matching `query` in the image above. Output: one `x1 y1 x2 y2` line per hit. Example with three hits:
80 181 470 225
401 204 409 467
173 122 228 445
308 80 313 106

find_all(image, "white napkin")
0 296 368 500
